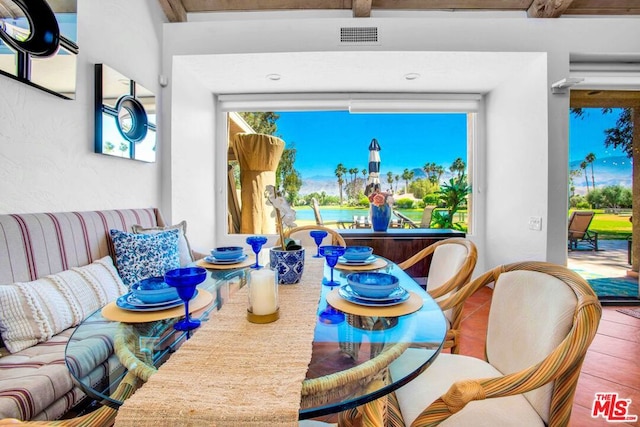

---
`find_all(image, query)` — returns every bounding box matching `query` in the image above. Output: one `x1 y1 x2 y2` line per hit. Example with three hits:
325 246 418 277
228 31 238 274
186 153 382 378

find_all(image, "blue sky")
569 108 625 162
274 111 468 178
272 108 626 179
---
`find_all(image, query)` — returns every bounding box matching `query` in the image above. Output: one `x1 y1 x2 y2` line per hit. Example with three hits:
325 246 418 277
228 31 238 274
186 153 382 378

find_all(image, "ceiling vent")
339 27 379 44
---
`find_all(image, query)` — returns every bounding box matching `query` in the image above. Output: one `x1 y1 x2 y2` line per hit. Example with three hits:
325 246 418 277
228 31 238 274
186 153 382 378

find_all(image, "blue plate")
338 285 409 306
204 254 248 265
116 291 197 312
337 255 377 265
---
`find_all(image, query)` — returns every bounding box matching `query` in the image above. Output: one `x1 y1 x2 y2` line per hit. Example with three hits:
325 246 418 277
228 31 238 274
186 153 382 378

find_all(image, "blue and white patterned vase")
269 247 305 284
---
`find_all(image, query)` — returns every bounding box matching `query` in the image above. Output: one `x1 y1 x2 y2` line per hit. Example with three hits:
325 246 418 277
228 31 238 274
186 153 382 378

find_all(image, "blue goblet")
309 230 328 258
246 235 268 269
164 267 207 332
318 245 346 287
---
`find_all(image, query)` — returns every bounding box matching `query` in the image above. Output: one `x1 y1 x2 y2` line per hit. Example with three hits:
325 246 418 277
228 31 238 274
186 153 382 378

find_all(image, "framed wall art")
0 0 78 99
94 64 157 163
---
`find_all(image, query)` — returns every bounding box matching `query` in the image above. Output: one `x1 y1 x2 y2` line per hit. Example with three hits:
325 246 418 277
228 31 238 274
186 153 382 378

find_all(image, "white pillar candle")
249 269 278 315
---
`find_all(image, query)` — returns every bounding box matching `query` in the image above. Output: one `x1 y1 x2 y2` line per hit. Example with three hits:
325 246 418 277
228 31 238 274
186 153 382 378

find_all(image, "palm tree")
348 167 359 199
449 157 466 180
569 168 582 197
386 171 394 192
434 165 445 183
335 163 347 204
402 168 414 194
585 152 596 190
423 162 437 183
394 175 400 193
580 161 589 193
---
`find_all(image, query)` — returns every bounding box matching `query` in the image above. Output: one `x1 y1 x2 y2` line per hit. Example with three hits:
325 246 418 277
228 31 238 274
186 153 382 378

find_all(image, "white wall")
0 0 164 214
166 57 217 253
484 54 549 268
162 16 639 268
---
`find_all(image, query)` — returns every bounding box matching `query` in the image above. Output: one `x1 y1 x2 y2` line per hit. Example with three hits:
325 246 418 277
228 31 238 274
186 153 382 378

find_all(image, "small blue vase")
370 203 392 232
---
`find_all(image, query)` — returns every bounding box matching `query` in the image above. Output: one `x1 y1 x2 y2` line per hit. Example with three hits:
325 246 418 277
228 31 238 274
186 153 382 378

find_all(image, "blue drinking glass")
318 245 346 287
309 230 328 258
246 235 268 269
164 267 207 332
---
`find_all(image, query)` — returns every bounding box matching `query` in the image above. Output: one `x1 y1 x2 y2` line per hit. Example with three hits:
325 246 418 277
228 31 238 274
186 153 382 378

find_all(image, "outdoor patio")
567 239 639 304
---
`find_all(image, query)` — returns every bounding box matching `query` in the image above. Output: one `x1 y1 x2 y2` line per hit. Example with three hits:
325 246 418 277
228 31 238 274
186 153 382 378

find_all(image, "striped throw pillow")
0 256 126 353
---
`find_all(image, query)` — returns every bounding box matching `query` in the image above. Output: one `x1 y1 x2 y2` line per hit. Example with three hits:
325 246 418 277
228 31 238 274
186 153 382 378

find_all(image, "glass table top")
65 259 447 418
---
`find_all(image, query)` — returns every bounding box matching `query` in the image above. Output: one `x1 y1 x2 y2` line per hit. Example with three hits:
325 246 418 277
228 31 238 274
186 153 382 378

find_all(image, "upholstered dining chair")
280 225 346 248
398 238 477 354
390 261 602 427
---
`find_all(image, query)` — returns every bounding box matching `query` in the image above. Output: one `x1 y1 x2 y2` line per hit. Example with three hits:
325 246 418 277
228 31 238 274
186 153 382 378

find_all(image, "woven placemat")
326 288 423 317
335 257 388 272
196 256 255 270
102 290 214 323
114 257 324 427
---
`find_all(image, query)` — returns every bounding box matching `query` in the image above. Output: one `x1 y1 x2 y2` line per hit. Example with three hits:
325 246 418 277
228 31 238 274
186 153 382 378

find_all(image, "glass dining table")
65 257 447 421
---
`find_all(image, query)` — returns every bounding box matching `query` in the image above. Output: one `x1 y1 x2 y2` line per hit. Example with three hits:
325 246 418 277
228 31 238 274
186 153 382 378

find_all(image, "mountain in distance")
300 157 630 197
300 175 340 196
569 155 632 195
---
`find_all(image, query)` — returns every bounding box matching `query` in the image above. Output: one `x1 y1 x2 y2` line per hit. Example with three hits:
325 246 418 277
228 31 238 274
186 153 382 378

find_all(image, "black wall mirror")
94 64 157 162
0 0 78 99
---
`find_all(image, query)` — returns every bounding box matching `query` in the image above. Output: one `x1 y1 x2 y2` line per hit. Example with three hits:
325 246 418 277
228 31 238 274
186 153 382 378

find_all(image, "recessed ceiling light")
266 74 281 81
404 73 420 81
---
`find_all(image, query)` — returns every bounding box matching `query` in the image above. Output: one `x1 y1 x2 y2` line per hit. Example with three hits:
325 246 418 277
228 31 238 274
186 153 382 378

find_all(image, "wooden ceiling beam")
158 0 187 22
570 90 640 109
527 0 575 17
353 0 372 17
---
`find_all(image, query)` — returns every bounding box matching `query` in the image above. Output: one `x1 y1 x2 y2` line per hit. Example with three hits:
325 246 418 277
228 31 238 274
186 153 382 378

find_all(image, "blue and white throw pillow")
110 228 180 287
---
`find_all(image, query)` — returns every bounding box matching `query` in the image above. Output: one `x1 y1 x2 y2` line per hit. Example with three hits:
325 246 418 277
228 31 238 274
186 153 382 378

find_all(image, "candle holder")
247 269 280 324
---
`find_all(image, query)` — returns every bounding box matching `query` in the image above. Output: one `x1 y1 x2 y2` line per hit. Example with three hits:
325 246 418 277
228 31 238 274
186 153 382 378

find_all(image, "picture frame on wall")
94 64 157 163
0 0 79 99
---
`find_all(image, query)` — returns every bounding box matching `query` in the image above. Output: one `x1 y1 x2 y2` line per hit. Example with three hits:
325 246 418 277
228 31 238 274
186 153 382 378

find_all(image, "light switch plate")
529 216 542 231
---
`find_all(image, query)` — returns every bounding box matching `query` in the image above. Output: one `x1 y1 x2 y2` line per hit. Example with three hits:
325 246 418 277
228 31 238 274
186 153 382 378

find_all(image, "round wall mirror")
115 95 148 143
0 0 59 57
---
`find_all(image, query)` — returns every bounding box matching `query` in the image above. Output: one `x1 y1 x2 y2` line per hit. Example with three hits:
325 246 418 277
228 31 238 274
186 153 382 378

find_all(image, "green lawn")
577 211 632 240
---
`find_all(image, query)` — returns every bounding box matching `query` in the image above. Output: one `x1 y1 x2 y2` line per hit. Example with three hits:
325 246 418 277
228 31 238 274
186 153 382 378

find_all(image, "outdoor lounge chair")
568 210 599 251
393 206 435 229
310 198 349 229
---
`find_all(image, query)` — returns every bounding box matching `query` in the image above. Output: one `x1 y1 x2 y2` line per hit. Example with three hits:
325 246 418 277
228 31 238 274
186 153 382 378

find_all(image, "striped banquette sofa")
0 208 176 422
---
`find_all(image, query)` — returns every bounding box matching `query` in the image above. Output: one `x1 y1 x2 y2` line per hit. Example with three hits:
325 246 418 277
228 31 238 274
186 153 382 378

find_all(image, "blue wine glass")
309 230 328 258
318 245 345 287
164 267 207 332
246 235 268 269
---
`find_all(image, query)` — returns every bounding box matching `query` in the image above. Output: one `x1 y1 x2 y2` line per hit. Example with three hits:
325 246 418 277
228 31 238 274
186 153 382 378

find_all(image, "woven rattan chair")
390 261 602 427
279 225 346 248
398 238 477 354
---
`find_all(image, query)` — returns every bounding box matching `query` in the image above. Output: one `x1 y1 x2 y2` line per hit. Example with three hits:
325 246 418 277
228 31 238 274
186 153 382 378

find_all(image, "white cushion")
0 256 126 353
427 243 468 321
132 220 194 266
391 351 545 427
486 270 576 422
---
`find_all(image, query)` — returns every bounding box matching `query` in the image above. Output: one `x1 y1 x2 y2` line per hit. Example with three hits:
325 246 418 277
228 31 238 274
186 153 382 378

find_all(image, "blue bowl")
343 246 373 261
211 246 244 260
347 272 399 298
131 277 179 304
